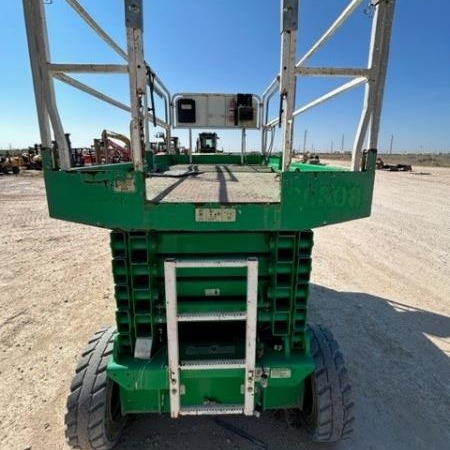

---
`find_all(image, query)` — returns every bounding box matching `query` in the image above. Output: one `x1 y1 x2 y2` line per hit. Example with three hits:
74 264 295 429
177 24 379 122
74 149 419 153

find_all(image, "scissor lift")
23 0 396 448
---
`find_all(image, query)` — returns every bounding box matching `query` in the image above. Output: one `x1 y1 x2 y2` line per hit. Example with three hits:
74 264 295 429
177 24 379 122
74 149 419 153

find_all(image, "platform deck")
146 164 280 203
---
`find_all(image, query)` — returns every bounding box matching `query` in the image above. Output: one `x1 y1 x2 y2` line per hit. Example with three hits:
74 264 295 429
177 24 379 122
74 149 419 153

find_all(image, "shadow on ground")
114 285 450 450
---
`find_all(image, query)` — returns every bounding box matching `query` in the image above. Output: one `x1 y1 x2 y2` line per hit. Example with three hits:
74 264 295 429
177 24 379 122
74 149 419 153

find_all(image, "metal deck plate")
146 165 280 203
177 312 247 322
180 359 246 370
179 405 244 416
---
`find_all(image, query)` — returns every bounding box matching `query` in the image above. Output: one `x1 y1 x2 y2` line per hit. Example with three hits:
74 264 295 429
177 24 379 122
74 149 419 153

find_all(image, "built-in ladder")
164 258 258 417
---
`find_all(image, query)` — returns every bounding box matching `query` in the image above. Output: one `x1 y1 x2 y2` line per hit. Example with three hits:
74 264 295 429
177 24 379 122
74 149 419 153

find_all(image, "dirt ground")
319 153 450 168
0 167 449 450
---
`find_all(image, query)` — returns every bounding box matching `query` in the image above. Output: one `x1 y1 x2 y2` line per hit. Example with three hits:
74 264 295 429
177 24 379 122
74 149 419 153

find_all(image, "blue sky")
0 0 449 153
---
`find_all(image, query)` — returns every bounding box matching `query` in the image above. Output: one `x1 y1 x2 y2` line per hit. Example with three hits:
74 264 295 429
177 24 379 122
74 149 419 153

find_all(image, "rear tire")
65 327 127 450
302 324 355 442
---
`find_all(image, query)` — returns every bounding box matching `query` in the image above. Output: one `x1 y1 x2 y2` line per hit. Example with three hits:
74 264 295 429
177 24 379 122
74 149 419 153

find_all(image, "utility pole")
341 134 344 152
303 129 308 153
389 134 394 154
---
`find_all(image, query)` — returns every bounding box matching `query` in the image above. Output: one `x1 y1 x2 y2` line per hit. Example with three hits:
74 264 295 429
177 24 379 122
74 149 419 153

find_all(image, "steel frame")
23 0 171 171
23 0 395 174
262 0 396 171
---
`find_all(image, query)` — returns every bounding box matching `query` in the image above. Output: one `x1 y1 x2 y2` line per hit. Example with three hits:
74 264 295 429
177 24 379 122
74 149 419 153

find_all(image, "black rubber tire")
65 327 127 450
12 166 20 174
302 324 355 443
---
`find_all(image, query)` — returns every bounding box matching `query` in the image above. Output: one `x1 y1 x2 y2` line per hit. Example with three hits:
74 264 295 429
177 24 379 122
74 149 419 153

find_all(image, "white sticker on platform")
195 208 236 222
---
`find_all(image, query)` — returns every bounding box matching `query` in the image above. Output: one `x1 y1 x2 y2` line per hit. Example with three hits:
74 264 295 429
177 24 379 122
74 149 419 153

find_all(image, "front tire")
302 324 355 442
65 327 127 450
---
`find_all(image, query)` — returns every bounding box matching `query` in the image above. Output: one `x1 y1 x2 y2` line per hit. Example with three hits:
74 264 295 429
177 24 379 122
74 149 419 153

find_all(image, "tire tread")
304 324 355 443
65 327 126 450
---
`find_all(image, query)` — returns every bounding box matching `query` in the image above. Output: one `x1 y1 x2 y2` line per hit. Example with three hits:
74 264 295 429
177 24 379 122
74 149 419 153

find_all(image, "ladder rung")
180 359 245 370
180 404 244 416
165 258 258 418
177 312 247 322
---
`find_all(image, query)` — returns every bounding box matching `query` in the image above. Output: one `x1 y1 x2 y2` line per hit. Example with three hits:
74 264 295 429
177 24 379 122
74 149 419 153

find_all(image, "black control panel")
177 98 196 123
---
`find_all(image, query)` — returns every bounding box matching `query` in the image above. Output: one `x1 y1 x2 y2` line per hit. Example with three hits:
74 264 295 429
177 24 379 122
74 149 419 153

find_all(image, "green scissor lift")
23 0 396 448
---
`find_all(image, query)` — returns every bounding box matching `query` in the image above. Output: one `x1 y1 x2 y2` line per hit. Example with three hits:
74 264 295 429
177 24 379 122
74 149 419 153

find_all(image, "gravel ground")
0 168 449 450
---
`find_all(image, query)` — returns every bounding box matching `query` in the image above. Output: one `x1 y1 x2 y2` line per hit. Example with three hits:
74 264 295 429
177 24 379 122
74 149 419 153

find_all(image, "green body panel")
107 230 315 412
289 162 350 172
40 149 377 414
108 348 314 413
268 154 348 173
147 152 264 172
41 150 376 231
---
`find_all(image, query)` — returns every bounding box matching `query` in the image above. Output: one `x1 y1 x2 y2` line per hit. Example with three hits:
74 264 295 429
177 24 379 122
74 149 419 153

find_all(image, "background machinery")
22 145 43 170
196 132 219 153
0 153 20 174
150 132 180 154
23 0 396 448
377 156 412 171
92 129 132 164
